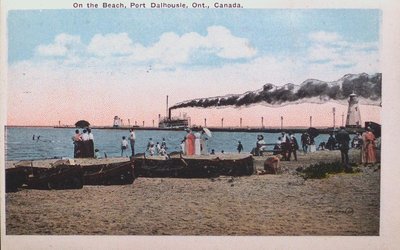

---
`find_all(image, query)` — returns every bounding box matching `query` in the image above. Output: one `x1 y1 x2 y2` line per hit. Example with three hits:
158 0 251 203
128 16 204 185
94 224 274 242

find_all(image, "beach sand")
5 149 380 235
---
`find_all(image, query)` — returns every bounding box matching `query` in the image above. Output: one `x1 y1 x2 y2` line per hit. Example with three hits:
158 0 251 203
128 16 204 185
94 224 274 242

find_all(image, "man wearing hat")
336 126 351 168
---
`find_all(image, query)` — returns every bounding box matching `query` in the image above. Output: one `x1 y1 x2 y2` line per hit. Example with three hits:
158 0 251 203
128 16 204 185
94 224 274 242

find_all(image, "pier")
53 125 364 134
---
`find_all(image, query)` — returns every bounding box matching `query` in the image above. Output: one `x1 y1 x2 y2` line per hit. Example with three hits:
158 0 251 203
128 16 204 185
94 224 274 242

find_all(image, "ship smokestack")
169 108 172 119
166 95 169 119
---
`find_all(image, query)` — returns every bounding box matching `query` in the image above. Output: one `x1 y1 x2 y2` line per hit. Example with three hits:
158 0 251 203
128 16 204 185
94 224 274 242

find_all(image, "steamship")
158 95 190 129
158 116 189 129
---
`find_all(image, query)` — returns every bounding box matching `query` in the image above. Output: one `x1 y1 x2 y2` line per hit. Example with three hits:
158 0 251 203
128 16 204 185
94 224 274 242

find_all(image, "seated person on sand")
318 142 326 151
94 149 101 159
326 133 337 150
253 135 266 156
148 144 155 156
257 155 282 175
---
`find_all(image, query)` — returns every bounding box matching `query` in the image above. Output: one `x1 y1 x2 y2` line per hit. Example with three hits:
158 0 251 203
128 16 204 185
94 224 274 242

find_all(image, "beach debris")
297 161 358 179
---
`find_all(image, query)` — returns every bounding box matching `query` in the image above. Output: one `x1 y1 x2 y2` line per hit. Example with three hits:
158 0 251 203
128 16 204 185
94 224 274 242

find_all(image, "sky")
7 8 381 127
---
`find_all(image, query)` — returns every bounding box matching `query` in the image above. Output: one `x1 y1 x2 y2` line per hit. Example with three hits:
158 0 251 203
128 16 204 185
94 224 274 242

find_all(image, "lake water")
5 127 339 161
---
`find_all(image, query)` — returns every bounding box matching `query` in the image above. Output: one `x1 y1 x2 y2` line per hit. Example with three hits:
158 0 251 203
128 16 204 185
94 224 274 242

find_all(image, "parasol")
203 127 212 137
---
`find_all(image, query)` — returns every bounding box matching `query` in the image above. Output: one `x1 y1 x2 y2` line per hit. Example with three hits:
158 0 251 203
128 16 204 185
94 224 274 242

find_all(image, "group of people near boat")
317 127 378 165
252 132 299 161
144 137 168 157
180 128 209 155
273 132 299 161
71 126 378 167
71 128 95 158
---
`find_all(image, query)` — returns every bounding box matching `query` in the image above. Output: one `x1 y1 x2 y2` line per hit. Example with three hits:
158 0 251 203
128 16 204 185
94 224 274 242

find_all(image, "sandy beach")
5 149 380 235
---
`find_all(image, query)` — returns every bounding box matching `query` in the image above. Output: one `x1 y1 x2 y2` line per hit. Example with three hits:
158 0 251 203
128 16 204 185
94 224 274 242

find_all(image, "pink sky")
7 47 381 127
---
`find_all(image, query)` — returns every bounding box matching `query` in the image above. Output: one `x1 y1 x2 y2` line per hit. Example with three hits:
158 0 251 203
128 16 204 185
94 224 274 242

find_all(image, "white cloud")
205 26 257 59
33 26 257 67
87 33 135 57
306 30 379 73
308 31 342 44
36 33 82 57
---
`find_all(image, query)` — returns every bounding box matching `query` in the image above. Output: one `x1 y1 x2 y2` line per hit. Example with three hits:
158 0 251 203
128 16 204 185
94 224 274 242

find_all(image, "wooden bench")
252 143 283 156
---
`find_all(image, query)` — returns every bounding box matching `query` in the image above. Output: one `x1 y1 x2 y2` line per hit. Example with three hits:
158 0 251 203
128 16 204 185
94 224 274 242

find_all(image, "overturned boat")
82 161 134 185
5 159 135 192
134 153 254 178
6 160 83 192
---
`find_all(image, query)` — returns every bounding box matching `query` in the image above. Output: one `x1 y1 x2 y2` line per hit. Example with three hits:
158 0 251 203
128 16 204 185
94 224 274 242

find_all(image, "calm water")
5 127 337 161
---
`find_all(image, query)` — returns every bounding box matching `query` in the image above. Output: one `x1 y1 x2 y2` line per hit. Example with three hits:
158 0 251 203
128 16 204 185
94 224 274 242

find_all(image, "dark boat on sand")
82 161 134 185
6 160 135 192
6 161 83 192
134 154 254 178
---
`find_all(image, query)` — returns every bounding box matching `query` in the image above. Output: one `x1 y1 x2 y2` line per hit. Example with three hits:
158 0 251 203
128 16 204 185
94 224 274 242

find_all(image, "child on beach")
94 149 101 159
237 141 243 153
121 136 129 157
148 144 155 156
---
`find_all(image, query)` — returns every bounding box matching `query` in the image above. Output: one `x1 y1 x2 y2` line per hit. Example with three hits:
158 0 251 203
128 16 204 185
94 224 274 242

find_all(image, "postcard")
1 0 400 249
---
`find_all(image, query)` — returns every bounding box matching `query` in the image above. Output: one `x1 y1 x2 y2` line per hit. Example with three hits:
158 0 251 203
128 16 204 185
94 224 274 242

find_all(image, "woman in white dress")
200 131 208 155
194 130 201 155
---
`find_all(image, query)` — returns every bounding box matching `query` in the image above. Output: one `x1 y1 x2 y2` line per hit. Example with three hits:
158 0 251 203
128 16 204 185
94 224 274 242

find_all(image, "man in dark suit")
335 127 351 167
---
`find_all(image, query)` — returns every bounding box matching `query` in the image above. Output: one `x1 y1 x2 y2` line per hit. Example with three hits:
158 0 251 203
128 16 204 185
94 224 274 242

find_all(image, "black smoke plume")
170 73 381 110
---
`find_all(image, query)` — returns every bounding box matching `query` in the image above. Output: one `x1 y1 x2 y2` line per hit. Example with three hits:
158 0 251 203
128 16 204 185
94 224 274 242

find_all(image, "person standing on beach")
156 142 161 155
273 137 282 155
146 138 154 151
87 128 94 157
194 130 201 155
121 136 129 157
180 137 186 154
362 127 377 165
237 141 243 153
81 129 90 158
301 132 310 153
129 128 136 157
161 138 167 150
288 133 299 161
336 127 351 167
185 129 195 155
72 129 82 158
281 132 290 160
200 131 208 155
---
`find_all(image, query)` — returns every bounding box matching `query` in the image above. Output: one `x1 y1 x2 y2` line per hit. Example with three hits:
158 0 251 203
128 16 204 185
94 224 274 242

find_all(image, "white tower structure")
113 116 122 127
345 93 362 127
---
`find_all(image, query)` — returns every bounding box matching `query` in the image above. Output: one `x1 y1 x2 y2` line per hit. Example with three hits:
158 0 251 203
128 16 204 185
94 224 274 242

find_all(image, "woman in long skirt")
194 131 201 155
362 128 377 164
185 130 195 155
200 131 208 155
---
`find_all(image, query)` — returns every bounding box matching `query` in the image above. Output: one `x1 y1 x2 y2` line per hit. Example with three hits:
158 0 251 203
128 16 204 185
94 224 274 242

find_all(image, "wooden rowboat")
134 154 254 178
82 161 135 185
6 163 83 191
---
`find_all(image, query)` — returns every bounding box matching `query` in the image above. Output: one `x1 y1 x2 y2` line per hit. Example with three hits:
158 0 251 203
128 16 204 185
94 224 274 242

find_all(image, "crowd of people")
144 137 168 157
180 128 210 156
71 128 95 158
70 126 379 167
250 127 379 167
317 127 378 166
252 132 299 161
